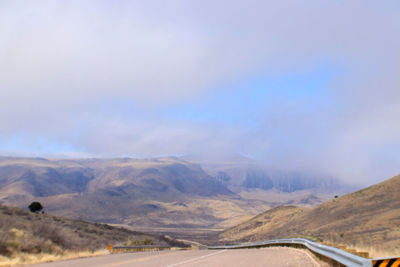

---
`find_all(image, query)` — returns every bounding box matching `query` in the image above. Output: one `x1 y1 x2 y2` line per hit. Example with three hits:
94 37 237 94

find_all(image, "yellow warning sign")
373 258 400 267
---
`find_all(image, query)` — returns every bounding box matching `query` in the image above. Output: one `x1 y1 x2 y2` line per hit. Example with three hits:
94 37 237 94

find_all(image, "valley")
0 156 347 240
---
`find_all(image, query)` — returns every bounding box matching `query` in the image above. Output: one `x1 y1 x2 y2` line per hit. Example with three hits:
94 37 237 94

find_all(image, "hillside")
219 174 400 254
221 205 307 242
0 204 188 266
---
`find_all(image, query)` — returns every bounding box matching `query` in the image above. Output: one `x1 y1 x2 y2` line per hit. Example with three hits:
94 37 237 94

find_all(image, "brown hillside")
219 174 400 254
0 204 188 265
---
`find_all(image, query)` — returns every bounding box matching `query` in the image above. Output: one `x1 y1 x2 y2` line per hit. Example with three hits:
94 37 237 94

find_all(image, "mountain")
0 156 355 242
0 157 269 236
218 173 400 254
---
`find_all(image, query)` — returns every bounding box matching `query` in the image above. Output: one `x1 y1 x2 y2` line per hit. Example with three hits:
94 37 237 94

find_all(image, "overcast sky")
0 1 399 185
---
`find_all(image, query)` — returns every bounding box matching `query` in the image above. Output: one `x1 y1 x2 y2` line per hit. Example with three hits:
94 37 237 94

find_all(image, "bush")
28 202 43 213
129 238 138 245
142 237 153 245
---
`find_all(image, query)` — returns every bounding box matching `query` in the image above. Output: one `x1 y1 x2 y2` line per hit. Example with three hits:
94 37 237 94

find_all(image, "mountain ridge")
0 157 268 234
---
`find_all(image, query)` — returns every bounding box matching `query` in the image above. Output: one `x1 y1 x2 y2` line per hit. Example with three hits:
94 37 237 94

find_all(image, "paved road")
30 247 321 267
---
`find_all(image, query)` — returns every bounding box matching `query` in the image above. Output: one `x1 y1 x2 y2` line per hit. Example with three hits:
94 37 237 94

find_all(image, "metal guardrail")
108 245 170 253
112 246 170 249
208 238 374 267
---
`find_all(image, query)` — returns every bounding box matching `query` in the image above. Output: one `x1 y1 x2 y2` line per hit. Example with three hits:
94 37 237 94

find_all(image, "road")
30 247 322 267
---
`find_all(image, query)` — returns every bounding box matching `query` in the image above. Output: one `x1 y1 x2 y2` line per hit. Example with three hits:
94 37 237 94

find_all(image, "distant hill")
0 204 188 265
0 156 232 201
219 173 400 254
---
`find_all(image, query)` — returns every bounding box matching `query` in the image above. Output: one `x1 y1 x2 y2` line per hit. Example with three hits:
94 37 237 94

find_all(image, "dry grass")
323 232 400 258
0 205 189 266
349 245 400 259
0 250 108 267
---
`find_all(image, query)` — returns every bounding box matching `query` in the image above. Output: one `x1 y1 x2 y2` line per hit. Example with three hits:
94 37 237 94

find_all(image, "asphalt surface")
30 247 321 267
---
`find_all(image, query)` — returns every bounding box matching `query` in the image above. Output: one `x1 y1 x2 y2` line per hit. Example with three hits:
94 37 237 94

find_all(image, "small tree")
28 202 43 213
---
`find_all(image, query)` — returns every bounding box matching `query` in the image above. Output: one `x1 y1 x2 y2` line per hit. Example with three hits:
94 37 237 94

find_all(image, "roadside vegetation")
0 204 188 266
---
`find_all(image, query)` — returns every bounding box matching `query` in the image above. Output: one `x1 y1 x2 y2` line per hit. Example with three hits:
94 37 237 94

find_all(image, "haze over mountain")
189 155 351 193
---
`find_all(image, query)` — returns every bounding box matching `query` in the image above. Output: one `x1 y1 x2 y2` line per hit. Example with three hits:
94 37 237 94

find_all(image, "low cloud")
0 1 399 185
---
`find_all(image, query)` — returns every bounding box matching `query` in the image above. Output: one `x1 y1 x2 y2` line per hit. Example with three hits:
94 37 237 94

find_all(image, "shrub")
129 238 138 245
142 237 153 245
28 202 43 213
